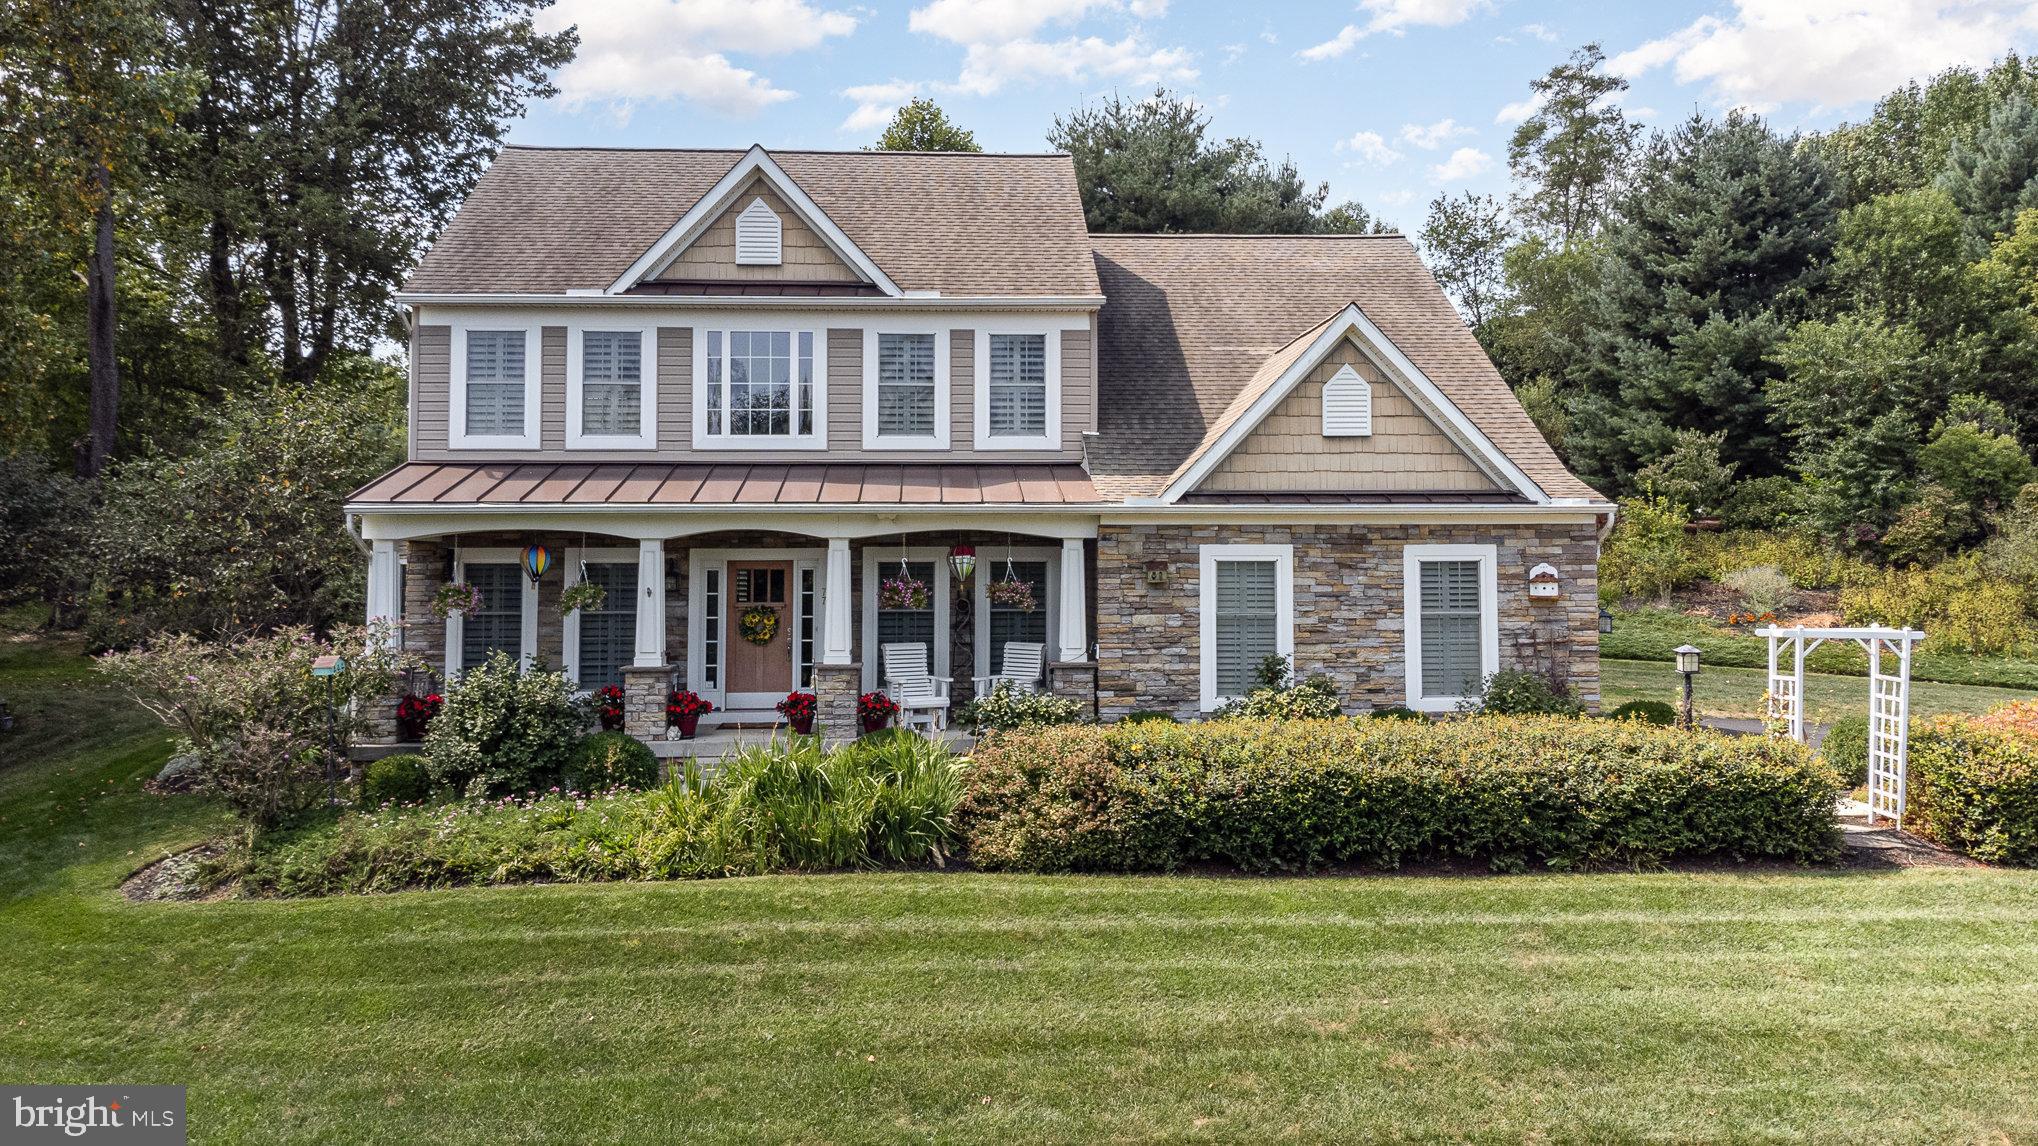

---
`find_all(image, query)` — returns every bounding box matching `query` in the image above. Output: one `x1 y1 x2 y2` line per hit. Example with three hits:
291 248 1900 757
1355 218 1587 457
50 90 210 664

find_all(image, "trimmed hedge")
361 753 433 807
1908 717 2038 866
958 717 1842 873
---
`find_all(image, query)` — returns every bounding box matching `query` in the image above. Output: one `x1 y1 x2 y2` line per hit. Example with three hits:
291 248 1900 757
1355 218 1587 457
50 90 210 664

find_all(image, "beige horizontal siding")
540 326 567 450
414 325 450 454
1061 327 1093 452
828 328 861 452
652 178 862 283
658 327 691 451
951 327 973 447
1202 338 1503 493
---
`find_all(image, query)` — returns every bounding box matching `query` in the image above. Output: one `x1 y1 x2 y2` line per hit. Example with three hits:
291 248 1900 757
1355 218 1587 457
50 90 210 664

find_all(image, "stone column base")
1048 661 1098 721
622 665 674 740
814 662 862 740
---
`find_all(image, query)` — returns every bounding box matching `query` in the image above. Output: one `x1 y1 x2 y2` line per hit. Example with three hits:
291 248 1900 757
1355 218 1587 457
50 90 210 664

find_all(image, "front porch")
358 515 1100 745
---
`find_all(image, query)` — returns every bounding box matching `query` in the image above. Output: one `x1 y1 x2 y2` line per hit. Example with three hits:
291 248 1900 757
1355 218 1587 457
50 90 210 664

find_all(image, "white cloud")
1378 188 1417 207
1520 22 1558 42
909 0 1108 43
1610 0 2038 111
1338 130 1404 164
1428 146 1493 182
1494 90 1546 125
840 80 922 133
1399 117 1473 149
1301 0 1493 59
540 0 857 116
906 0 1197 97
1221 41 1248 65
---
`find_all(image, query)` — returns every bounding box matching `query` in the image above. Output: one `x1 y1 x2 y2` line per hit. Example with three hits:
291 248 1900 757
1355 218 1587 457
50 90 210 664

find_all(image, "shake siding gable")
1201 338 1502 494
652 178 862 284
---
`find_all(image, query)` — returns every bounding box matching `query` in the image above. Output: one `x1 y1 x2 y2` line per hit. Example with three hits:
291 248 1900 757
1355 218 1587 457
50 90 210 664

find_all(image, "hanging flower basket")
739 606 780 645
593 684 626 732
878 573 930 610
857 691 899 734
666 689 714 738
987 577 1037 612
559 580 607 616
430 582 483 619
777 690 817 735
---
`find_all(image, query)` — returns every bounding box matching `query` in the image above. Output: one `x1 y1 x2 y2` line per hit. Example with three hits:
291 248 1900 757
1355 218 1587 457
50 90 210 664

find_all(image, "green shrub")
1600 497 1703 604
1122 710 1179 724
1908 716 2038 866
361 753 434 806
1469 670 1582 717
236 732 966 896
957 718 1841 873
423 651 585 796
564 732 660 793
1606 700 1677 726
1721 564 1796 616
1820 715 1870 787
956 683 1085 732
1361 705 1426 722
1213 655 1342 720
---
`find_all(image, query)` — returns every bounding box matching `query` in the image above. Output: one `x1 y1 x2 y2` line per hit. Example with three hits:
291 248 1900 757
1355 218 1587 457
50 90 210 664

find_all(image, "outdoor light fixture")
522 543 552 585
1599 607 1614 634
1673 644 1702 730
948 544 976 586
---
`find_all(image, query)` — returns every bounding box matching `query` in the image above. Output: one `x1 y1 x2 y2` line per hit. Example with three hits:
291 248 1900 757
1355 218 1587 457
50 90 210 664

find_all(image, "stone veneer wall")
1095 521 1601 722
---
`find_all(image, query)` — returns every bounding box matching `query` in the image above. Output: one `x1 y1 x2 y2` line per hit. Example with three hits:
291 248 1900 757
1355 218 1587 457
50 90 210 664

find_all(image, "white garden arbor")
1757 624 1927 826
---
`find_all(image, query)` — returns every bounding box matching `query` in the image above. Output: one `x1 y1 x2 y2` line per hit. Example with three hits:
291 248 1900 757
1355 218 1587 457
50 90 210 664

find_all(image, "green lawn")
9 611 2038 1141
1600 656 2038 723
1603 605 2038 690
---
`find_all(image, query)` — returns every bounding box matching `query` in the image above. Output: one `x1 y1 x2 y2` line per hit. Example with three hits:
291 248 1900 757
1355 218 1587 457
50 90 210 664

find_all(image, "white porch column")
1058 538 1087 661
365 539 400 649
823 536 854 665
633 539 667 667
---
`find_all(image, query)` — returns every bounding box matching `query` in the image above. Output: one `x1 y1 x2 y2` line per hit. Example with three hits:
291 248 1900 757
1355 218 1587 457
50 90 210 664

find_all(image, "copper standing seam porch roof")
348 462 1101 508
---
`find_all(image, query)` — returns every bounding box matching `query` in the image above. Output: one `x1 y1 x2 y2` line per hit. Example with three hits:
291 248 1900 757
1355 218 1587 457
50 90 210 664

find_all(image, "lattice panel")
1767 672 1800 739
1867 672 1908 825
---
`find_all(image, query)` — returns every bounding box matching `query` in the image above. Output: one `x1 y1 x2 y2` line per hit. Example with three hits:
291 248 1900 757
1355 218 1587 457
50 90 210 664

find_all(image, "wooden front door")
726 561 794 698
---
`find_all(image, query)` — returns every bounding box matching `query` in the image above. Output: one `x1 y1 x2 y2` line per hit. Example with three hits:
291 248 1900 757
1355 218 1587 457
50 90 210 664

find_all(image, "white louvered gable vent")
1321 363 1372 437
734 197 782 265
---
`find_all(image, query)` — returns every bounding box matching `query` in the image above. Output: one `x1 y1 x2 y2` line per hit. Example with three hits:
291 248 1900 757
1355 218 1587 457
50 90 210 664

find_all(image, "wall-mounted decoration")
1528 562 1561 602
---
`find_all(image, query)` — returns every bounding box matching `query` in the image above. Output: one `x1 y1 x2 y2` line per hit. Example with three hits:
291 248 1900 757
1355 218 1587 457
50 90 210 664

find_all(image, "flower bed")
958 717 1842 873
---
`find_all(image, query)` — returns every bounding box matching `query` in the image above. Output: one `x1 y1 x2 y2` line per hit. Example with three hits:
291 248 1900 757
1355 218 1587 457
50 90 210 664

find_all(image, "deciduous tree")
871 97 981 152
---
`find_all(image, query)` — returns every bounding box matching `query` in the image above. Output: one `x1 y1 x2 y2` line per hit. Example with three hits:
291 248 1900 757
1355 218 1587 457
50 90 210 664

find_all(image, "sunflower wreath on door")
739 605 780 645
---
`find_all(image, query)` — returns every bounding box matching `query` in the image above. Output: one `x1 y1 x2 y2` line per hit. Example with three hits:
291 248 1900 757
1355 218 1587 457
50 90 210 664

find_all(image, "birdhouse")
1528 563 1561 602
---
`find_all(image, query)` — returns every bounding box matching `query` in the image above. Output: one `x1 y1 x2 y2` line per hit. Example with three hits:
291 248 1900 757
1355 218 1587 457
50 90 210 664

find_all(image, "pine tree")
1565 112 1838 489
1937 92 2038 249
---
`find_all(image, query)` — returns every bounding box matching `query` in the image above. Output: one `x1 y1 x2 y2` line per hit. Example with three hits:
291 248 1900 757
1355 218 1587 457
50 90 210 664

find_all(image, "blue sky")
512 1 2038 231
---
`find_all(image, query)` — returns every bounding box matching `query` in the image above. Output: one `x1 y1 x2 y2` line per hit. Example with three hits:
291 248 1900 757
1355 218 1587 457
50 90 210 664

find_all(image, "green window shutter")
1419 560 1483 697
1214 560 1278 697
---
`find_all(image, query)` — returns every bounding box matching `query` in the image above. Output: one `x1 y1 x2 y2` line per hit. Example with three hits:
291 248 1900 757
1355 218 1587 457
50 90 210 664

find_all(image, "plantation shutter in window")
876 333 937 437
735 198 782 265
580 331 642 436
1420 560 1483 698
877 561 937 667
987 561 1048 679
464 331 526 435
575 562 638 690
1213 560 1279 697
460 563 522 671
987 333 1047 436
1321 364 1372 437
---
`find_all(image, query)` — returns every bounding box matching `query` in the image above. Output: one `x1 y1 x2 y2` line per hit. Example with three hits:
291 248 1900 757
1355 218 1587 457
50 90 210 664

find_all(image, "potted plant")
777 690 817 735
593 684 625 732
666 689 713 739
429 581 483 619
857 691 898 735
877 570 930 610
559 580 607 616
395 692 442 742
987 576 1036 612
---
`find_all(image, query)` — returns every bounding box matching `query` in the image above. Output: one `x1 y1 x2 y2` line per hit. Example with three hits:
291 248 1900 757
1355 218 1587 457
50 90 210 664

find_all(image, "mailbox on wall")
1528 562 1562 602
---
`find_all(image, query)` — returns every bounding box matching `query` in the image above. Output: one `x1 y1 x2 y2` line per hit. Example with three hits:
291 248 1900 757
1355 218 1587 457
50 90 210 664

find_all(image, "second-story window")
701 328 821 447
987 333 1047 438
580 331 642 437
463 329 528 438
877 333 936 437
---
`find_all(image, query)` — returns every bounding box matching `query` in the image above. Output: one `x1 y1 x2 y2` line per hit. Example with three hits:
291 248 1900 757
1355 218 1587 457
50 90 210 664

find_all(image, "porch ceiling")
349 462 1101 508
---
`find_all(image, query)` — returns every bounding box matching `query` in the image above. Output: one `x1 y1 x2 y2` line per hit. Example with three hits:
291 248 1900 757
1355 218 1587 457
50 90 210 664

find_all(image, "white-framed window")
446 547 538 677
450 325 539 449
973 325 1061 451
974 552 1056 688
1403 543 1499 712
862 326 950 449
1322 363 1372 437
861 547 953 692
1198 543 1295 711
692 323 827 449
567 324 656 449
561 547 639 690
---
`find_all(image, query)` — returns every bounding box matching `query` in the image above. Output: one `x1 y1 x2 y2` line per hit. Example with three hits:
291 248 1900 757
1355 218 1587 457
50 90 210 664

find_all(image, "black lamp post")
1673 644 1701 730
311 654 347 804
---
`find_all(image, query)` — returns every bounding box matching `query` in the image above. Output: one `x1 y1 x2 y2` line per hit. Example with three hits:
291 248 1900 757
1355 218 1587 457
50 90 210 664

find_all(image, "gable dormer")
610 145 902 296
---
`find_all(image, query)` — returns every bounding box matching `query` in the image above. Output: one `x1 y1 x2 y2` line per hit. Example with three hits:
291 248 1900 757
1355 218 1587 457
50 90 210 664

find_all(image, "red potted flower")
593 684 626 732
396 692 442 742
777 691 817 735
666 689 714 739
856 691 898 735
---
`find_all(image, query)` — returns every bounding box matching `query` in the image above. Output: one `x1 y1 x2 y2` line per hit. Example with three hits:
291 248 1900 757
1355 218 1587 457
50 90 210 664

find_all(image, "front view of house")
348 144 1612 742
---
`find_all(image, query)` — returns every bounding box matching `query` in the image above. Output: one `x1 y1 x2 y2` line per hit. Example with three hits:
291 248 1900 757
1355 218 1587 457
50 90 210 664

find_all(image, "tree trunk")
81 161 120 479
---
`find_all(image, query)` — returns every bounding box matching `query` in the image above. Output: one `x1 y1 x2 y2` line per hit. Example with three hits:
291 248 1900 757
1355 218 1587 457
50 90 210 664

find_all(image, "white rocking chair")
973 640 1046 696
880 642 951 733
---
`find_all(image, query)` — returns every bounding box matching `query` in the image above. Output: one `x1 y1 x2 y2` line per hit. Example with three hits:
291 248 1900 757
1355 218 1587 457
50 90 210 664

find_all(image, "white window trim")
1198 543 1295 712
973 323 1063 452
449 323 539 450
861 546 954 692
561 546 640 689
565 322 658 450
690 319 829 451
861 324 951 450
1403 542 1500 713
446 547 539 677
972 547 1061 687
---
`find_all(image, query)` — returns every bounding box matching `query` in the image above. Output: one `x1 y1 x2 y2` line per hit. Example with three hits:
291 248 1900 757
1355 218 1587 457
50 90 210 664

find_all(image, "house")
346 144 1613 743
